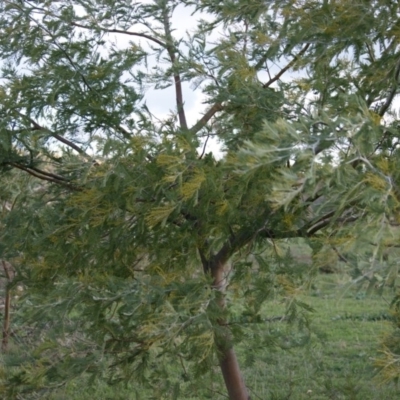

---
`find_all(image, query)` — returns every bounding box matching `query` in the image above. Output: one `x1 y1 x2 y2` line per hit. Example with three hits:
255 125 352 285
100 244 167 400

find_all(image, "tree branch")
23 116 91 159
20 118 85 156
212 228 255 271
304 210 336 236
189 102 223 134
28 165 68 182
8 162 81 191
306 216 333 236
263 43 310 88
161 6 187 130
198 134 210 159
51 134 90 158
70 22 166 48
306 213 360 236
378 56 400 117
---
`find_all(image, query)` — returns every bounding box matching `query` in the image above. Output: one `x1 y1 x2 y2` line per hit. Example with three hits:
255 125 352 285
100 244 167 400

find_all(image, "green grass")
239 273 399 400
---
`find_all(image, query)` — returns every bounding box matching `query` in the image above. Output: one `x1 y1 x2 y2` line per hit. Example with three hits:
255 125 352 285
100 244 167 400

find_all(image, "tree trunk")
219 348 250 400
211 262 250 400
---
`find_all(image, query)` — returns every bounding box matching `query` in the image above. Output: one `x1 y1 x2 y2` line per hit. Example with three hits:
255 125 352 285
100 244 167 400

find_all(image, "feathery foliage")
1 0 400 398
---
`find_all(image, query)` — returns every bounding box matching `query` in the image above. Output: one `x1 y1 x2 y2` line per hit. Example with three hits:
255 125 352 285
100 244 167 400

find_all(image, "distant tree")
1 0 400 398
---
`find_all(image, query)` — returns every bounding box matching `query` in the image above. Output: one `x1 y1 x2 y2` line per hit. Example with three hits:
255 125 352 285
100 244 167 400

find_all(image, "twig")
331 245 352 264
198 134 210 159
306 217 333 236
263 43 310 88
20 115 91 158
28 166 68 182
71 22 166 48
8 162 81 191
52 134 91 159
378 56 400 117
366 42 376 63
305 210 336 235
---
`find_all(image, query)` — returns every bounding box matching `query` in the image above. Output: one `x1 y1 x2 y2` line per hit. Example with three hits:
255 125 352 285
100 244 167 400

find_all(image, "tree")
1 0 400 398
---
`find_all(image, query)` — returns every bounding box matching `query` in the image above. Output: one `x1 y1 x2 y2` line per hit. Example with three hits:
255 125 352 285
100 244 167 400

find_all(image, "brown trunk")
211 262 250 400
219 348 250 400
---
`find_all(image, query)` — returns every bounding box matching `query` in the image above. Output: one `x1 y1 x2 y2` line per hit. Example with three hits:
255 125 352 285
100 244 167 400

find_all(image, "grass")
239 273 399 400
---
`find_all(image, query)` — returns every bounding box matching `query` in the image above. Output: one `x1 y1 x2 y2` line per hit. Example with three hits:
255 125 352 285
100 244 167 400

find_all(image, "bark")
219 348 249 400
210 261 250 400
161 6 188 130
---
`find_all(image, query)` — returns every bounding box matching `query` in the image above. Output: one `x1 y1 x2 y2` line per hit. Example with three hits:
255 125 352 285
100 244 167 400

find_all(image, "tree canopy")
1 0 400 398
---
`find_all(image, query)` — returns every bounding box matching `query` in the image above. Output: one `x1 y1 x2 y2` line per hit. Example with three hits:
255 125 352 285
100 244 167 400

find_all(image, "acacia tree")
1 0 400 398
